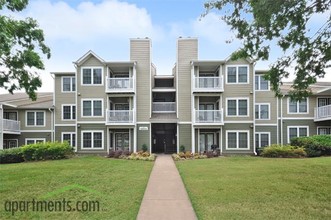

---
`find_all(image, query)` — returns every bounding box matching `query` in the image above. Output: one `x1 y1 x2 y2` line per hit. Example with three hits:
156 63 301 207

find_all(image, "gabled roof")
73 50 105 66
0 92 53 109
280 82 331 95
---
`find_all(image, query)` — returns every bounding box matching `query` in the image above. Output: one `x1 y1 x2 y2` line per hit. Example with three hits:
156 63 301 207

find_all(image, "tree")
204 0 331 100
0 0 51 100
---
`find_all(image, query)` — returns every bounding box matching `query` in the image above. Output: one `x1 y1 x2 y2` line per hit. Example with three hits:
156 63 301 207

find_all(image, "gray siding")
178 124 192 150
137 124 150 151
19 109 52 131
222 123 254 154
281 119 317 144
77 124 107 153
55 126 75 142
282 96 316 118
255 125 278 145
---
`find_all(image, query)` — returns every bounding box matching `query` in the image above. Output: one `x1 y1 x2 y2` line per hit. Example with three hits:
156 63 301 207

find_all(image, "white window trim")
62 104 76 121
62 132 76 147
287 126 309 143
255 132 271 148
317 126 331 135
81 99 104 118
317 97 331 107
255 103 270 120
81 66 104 86
287 97 309 114
81 130 104 150
226 97 250 117
25 138 46 145
225 65 250 84
61 76 75 93
255 75 270 91
3 139 19 148
25 111 46 127
226 130 250 150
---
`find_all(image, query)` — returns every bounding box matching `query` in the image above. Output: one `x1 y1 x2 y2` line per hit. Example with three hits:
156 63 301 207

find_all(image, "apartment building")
0 38 330 153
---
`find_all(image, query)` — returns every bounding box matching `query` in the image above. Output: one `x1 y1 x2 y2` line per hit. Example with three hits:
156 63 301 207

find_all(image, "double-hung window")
82 100 103 117
255 75 269 90
288 126 308 143
26 111 45 126
25 138 45 145
226 66 248 83
82 67 103 85
227 98 248 116
317 127 331 135
288 98 308 113
255 133 270 148
82 131 103 149
226 131 249 149
62 105 76 120
62 132 76 147
255 103 269 119
62 76 75 92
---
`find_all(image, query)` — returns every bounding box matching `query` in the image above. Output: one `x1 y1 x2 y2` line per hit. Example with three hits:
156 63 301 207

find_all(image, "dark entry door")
154 133 176 153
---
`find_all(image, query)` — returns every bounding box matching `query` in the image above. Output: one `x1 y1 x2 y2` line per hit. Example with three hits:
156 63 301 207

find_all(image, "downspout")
280 96 284 145
0 104 3 150
48 106 55 142
252 62 257 155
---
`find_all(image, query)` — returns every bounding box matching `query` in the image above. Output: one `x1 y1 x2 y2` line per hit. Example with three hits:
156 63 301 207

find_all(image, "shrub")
179 145 185 152
113 149 123 158
261 144 306 158
0 148 24 164
122 150 131 156
108 150 115 158
205 151 214 158
291 135 331 157
142 144 148 152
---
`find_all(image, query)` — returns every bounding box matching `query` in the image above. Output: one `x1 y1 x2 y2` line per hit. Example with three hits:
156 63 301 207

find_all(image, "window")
288 98 308 113
317 127 331 135
26 111 45 126
3 140 18 149
25 138 45 145
82 67 103 85
62 132 76 147
226 131 249 149
255 133 270 148
82 100 103 117
115 133 129 150
255 75 269 90
62 76 75 92
226 66 248 83
3 112 18 120
288 126 308 143
227 98 249 116
255 104 269 119
62 105 76 120
317 98 331 107
82 131 103 149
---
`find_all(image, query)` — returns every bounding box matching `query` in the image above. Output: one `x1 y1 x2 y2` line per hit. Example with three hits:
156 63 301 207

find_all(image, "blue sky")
1 0 330 92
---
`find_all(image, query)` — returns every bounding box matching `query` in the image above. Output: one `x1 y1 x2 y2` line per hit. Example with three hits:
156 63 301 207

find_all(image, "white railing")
195 109 223 123
152 102 176 113
314 105 331 120
193 76 223 91
106 110 134 123
106 77 134 92
1 119 20 133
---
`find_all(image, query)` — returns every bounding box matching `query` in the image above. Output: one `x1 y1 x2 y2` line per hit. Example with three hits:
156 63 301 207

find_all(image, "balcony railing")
106 110 134 124
106 77 134 92
193 76 223 92
195 109 223 124
314 105 331 121
1 119 20 133
152 102 176 113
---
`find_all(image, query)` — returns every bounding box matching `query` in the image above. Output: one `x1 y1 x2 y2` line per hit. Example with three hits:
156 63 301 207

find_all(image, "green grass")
176 157 331 220
0 156 153 219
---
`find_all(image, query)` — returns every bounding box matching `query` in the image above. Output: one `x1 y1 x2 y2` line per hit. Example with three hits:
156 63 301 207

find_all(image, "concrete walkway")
137 154 197 220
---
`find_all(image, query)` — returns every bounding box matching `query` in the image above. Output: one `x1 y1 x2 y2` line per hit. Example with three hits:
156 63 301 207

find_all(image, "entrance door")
152 124 176 154
200 133 214 152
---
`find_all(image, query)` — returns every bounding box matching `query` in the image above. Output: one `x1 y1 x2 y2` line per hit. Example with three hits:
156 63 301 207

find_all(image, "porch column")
191 126 195 153
133 126 137 153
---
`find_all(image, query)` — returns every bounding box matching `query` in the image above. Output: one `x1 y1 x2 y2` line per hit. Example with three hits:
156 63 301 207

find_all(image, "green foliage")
0 0 51 100
261 144 306 158
172 152 208 161
204 0 331 100
0 148 24 164
141 144 148 152
179 145 186 152
291 135 331 157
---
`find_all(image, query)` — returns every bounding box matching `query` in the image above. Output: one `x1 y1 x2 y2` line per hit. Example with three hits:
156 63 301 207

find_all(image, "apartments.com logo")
3 184 102 216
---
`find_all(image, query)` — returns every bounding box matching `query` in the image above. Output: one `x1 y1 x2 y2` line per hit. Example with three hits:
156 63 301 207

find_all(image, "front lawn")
176 157 331 220
0 156 153 219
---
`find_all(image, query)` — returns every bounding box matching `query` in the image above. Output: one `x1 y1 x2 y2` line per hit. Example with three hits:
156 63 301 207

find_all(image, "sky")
1 0 331 93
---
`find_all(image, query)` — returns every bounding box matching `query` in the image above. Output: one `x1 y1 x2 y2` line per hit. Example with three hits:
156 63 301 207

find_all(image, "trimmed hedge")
0 142 74 164
261 144 306 158
291 135 331 157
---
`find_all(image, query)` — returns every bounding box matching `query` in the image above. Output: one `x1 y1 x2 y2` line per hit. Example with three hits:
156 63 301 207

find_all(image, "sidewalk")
137 154 197 220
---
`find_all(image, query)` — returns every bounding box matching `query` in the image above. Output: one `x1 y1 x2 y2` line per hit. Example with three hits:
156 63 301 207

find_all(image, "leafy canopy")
0 0 51 100
204 0 331 100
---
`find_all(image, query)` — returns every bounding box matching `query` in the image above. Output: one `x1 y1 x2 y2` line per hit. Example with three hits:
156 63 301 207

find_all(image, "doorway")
152 124 177 154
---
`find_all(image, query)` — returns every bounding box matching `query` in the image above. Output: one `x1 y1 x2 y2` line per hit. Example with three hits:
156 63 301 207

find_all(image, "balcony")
194 109 224 124
314 105 331 121
193 76 223 92
152 102 176 113
1 119 20 134
106 77 134 93
106 110 134 124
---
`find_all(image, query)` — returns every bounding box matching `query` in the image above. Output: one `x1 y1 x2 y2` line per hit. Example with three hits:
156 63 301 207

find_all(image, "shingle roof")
0 92 53 109
280 82 331 95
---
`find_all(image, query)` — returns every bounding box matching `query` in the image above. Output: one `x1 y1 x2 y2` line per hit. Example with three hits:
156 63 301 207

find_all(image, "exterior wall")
255 125 278 145
281 119 317 144
6 132 52 146
137 124 150 151
222 123 254 154
130 39 151 122
19 109 52 131
178 124 192 150
76 124 107 154
282 96 316 118
177 38 198 122
54 126 75 142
